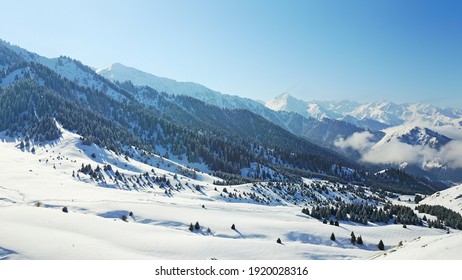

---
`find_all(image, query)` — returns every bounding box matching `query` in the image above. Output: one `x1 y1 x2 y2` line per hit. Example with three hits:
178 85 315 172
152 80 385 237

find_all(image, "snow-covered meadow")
0 129 459 260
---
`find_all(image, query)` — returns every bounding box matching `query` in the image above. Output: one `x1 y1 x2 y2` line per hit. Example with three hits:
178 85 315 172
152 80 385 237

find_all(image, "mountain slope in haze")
97 63 262 110
1 39 460 260
266 93 462 129
266 93 388 129
98 63 380 155
266 92 343 120
268 92 462 182
0 43 362 187
0 39 446 193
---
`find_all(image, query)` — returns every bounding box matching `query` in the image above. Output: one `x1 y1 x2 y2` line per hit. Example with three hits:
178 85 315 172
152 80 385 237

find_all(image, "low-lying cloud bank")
335 131 462 169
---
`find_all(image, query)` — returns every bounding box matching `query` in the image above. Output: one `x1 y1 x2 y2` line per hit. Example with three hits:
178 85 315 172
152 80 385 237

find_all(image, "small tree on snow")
378 240 385 250
350 232 356 244
231 224 236 230
330 233 336 241
189 223 194 232
277 238 282 244
356 235 363 245
195 221 200 230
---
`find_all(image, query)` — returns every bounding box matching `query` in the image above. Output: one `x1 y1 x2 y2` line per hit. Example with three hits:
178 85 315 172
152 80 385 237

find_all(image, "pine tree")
62 206 68 213
350 232 356 244
189 223 194 231
231 224 236 230
277 238 282 244
330 232 336 241
195 221 200 230
356 235 363 245
378 239 385 250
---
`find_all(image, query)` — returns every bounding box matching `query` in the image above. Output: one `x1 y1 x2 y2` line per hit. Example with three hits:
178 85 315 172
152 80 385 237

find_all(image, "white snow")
420 184 462 215
0 128 458 259
371 232 462 260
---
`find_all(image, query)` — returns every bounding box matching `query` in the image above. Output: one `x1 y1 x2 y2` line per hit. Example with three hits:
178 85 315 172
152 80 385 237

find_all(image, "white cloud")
361 140 438 166
334 131 375 154
440 140 462 168
335 130 461 169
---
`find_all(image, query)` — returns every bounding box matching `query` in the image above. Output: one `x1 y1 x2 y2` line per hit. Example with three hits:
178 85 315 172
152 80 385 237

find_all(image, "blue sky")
1 0 462 107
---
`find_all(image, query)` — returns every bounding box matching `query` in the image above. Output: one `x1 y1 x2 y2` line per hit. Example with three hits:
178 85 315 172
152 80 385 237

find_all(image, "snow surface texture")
371 232 462 260
421 185 462 215
0 129 459 260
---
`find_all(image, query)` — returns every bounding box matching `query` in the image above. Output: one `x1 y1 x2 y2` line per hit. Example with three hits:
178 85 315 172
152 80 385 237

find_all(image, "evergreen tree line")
303 203 421 225
416 204 462 230
0 60 443 193
0 62 351 181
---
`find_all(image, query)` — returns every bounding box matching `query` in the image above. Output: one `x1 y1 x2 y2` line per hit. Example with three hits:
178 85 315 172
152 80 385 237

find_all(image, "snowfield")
0 129 460 260
420 184 462 215
371 232 462 259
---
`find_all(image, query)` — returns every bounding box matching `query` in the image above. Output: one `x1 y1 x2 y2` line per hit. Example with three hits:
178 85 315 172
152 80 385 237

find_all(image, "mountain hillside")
98 63 382 157
266 93 462 129
420 184 462 215
0 39 460 260
0 127 455 259
267 93 462 182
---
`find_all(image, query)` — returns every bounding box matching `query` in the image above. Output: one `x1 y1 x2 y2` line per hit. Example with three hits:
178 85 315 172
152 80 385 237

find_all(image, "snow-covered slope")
266 93 462 129
371 232 462 260
267 92 462 178
0 40 127 101
348 100 405 126
98 63 216 99
97 63 263 111
374 125 452 150
420 184 462 215
0 128 456 259
266 93 342 120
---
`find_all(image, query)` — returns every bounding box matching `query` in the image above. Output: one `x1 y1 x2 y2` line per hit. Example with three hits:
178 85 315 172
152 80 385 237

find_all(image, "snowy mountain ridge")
97 62 262 111
0 40 128 102
1 38 462 260
266 93 462 129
